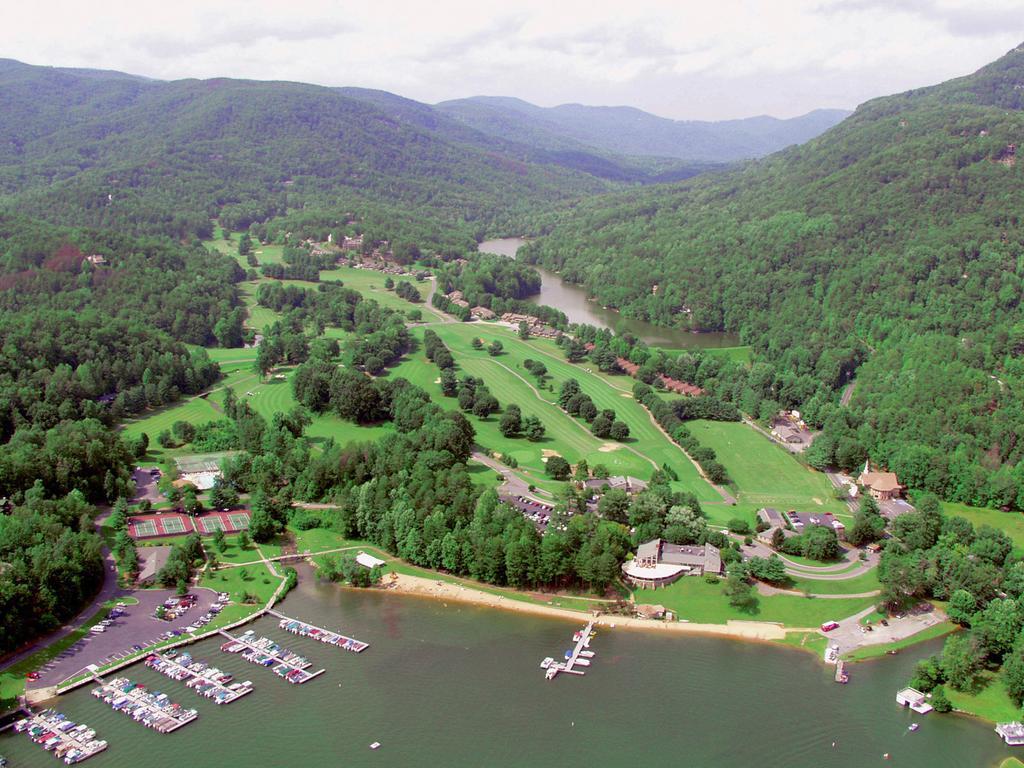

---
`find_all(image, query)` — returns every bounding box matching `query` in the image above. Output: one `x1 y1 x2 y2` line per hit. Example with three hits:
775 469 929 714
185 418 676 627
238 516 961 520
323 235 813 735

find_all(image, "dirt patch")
433 378 441 384
598 443 620 452
541 449 561 458
619 393 632 398
812 497 823 505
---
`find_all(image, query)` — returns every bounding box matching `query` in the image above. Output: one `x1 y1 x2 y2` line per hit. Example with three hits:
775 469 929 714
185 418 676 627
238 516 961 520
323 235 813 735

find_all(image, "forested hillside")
0 59 610 241
436 96 850 162
526 43 1024 509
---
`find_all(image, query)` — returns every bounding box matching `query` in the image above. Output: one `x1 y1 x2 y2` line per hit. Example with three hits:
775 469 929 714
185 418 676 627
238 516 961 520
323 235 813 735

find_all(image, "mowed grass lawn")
641 577 875 627
396 323 720 502
947 672 1020 724
688 420 848 515
321 266 438 316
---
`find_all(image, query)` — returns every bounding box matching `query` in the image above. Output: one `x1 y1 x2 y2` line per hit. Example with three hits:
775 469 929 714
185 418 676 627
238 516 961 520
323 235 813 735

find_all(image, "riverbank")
384 573 802 641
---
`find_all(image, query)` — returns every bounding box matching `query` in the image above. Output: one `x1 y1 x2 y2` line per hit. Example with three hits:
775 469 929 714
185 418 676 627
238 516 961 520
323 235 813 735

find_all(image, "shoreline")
379 573 802 642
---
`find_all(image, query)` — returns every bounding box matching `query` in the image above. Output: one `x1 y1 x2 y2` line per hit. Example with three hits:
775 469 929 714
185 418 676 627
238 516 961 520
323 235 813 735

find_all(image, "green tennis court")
132 520 158 537
160 516 188 534
198 516 226 533
229 513 250 530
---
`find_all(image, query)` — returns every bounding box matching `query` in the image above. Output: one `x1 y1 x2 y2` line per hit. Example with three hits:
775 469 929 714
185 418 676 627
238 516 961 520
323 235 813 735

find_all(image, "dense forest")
525 44 1024 509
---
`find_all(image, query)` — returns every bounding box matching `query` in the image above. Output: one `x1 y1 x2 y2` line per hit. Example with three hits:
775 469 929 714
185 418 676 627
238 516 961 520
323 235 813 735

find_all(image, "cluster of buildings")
614 358 704 396
499 312 561 339
755 507 846 545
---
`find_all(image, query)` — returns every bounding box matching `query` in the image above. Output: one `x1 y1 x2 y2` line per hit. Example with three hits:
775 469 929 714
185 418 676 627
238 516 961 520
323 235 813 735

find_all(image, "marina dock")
91 676 198 733
541 622 596 680
145 652 254 704
219 629 325 684
269 609 370 653
834 660 848 684
13 709 108 764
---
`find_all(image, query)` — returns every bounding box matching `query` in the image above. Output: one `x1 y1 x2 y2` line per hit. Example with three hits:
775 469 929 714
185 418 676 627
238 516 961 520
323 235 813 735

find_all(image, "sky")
3 0 1022 120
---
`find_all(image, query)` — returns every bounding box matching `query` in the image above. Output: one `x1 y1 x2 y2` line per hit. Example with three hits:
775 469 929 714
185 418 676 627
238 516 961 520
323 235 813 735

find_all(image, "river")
2 572 1009 767
478 238 741 350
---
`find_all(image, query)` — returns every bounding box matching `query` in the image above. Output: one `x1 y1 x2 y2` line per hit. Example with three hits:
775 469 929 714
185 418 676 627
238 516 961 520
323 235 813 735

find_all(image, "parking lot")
28 587 221 689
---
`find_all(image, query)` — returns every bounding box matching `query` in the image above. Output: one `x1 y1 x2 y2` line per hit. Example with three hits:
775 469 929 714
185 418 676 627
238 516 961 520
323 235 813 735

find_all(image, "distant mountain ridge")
436 95 851 162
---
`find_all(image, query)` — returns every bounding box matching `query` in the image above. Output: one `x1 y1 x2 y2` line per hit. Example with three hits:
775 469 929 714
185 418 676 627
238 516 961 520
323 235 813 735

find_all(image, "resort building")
583 475 648 496
622 539 723 588
857 465 904 501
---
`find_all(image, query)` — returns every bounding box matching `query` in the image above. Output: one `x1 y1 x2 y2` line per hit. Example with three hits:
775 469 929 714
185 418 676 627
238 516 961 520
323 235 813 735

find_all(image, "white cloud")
3 0 1020 119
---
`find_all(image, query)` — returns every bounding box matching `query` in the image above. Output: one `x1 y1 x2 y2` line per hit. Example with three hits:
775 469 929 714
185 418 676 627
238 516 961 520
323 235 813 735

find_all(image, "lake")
1 572 1009 767
478 238 741 350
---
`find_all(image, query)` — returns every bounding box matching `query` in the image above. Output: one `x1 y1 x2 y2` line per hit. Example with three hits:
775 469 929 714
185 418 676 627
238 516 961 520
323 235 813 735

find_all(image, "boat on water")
909 723 920 732
580 650 595 658
540 657 554 669
370 742 381 750
575 658 591 667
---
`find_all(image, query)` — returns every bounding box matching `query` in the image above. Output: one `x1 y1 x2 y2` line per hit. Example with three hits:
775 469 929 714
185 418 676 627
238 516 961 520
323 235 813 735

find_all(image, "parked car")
820 621 840 632
26 671 40 681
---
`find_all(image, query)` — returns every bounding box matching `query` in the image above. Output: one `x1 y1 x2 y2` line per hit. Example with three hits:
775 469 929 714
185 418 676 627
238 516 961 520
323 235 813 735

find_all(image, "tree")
801 525 840 562
487 340 503 356
471 337 483 350
609 420 630 441
724 574 758 612
499 405 522 437
847 503 886 546
248 506 277 543
212 528 227 553
523 415 546 441
946 589 977 626
770 527 786 550
210 477 239 510
591 414 612 438
727 518 751 534
941 634 983 692
238 232 253 256
546 456 571 480
237 530 251 549
518 320 530 339
972 598 1023 660
597 488 630 524
181 487 202 516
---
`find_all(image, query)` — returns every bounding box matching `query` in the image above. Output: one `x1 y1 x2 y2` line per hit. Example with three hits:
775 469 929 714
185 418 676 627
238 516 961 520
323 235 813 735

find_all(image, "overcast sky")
3 0 1021 120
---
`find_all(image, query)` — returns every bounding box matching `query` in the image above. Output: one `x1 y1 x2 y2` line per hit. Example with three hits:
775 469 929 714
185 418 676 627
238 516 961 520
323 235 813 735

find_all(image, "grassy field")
942 502 1024 552
786 568 881 595
321 265 436 316
638 577 875 627
948 672 1020 724
688 420 848 515
392 323 720 501
659 345 753 365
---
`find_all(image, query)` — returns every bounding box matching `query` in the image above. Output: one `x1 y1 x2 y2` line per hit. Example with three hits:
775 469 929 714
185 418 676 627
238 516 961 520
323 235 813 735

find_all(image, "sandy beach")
383 573 806 641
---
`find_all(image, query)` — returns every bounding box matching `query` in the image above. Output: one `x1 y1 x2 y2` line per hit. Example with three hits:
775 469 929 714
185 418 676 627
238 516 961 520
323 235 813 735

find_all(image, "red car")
820 621 840 632
25 671 41 681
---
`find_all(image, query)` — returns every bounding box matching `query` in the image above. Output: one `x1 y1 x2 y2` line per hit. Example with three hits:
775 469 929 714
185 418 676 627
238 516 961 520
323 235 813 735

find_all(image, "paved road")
470 450 554 503
27 587 220 689
738 536 879 580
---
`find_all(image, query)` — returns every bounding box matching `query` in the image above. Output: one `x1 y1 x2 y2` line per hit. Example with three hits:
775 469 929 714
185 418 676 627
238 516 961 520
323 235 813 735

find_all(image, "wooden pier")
219 629 326 684
542 622 595 680
268 609 370 653
834 660 849 684
145 652 253 704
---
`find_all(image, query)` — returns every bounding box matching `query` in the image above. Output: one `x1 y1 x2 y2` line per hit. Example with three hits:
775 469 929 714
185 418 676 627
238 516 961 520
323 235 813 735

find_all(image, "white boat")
540 657 554 669
580 650 595 658
369 742 381 750
908 723 920 732
574 658 591 667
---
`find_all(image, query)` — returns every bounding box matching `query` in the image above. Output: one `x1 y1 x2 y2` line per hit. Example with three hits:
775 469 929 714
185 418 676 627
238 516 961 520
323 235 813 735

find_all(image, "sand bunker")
598 443 620 452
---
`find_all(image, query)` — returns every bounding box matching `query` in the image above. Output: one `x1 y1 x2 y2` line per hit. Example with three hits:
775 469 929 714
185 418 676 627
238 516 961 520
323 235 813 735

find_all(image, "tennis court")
229 512 251 530
198 516 226 534
160 516 188 534
130 519 158 538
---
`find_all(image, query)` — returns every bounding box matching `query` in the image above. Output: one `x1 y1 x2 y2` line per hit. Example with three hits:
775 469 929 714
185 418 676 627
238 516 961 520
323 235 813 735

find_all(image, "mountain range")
0 58 845 242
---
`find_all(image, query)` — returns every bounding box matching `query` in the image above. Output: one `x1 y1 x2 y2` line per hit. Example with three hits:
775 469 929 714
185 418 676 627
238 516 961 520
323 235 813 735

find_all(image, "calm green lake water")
478 238 741 349
2 571 1009 767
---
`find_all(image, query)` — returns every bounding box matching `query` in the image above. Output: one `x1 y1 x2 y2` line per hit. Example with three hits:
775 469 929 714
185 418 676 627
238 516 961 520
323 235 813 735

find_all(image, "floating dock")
834 660 849 684
542 622 596 681
145 652 253 704
219 629 325 684
269 609 370 653
13 709 108 764
91 676 198 733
